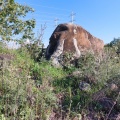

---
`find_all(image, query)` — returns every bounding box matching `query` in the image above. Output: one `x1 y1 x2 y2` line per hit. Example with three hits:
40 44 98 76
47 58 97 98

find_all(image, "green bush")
0 41 119 119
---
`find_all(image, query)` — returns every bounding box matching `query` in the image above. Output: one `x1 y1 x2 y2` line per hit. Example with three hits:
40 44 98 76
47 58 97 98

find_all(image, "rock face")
46 23 104 66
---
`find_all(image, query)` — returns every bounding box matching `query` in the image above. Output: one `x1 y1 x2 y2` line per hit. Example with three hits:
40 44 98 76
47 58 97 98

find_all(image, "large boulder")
46 23 104 66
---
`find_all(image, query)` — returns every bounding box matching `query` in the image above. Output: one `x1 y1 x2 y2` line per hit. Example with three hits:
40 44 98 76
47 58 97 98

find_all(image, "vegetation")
0 1 120 120
0 40 120 120
0 0 35 41
106 37 120 53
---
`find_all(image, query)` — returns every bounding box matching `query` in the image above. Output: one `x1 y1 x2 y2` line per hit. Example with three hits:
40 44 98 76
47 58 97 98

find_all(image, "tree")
109 38 120 52
0 0 35 41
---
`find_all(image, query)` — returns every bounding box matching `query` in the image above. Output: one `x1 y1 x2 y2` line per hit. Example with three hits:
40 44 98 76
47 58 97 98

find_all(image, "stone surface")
46 23 104 66
110 83 118 91
79 81 91 92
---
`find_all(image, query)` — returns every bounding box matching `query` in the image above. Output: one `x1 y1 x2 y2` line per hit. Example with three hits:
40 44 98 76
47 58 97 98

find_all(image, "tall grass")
0 45 119 119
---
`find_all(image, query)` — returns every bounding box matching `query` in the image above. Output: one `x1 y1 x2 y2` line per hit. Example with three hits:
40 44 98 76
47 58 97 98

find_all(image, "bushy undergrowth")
0 47 65 120
0 45 120 120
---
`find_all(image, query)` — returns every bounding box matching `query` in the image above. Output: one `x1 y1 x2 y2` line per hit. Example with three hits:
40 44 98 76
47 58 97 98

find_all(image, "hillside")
0 43 120 120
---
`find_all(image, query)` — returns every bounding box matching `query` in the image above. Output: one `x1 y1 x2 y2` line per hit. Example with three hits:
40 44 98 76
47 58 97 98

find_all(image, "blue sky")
15 0 120 47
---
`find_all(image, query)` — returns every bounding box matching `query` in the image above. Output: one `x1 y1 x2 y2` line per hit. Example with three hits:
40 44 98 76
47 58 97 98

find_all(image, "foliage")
25 41 45 62
0 48 61 120
0 0 35 41
106 37 120 52
0 31 120 119
19 23 47 62
52 47 120 119
0 41 6 52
